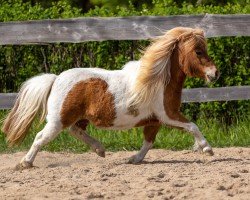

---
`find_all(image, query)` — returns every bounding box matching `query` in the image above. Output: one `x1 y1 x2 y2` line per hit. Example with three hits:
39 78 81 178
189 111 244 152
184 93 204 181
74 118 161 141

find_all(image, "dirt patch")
0 148 249 200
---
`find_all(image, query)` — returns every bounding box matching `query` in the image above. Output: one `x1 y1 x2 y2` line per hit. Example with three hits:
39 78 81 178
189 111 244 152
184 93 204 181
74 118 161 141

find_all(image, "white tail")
1 74 57 145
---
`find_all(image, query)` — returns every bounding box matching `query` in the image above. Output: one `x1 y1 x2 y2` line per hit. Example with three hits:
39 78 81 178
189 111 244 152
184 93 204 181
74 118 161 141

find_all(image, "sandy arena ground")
0 148 249 200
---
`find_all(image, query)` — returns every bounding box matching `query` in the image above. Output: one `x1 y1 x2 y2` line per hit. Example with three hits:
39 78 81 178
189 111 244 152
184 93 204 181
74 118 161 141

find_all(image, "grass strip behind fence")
0 111 249 153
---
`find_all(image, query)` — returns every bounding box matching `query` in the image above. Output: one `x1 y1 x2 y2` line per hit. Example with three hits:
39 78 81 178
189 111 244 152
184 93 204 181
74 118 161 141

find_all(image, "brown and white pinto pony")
2 27 219 169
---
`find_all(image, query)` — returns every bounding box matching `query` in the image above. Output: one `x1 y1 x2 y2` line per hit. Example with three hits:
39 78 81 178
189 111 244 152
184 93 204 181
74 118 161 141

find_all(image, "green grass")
0 111 249 153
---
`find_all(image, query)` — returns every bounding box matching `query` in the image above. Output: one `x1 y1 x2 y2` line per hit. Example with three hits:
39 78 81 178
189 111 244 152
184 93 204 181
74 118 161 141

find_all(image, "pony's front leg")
128 125 161 164
181 122 213 155
165 116 213 155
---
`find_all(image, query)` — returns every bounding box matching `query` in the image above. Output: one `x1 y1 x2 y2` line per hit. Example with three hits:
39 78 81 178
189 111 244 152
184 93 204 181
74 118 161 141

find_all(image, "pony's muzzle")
209 70 220 82
206 68 220 83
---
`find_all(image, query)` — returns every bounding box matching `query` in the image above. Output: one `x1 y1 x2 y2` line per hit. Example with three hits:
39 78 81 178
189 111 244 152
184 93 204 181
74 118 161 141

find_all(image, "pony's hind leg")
69 120 105 157
128 125 160 164
16 121 62 170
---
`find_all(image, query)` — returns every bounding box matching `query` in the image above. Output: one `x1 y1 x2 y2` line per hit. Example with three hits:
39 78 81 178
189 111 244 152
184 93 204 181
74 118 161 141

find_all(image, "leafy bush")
0 0 249 123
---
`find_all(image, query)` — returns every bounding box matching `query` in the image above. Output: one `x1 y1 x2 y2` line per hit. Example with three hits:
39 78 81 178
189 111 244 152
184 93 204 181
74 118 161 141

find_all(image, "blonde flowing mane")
129 27 205 107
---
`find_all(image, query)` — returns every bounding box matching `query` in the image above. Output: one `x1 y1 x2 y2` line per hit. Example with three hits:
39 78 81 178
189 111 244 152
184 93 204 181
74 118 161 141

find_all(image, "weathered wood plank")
0 86 249 109
0 14 249 45
181 86 250 103
0 93 17 110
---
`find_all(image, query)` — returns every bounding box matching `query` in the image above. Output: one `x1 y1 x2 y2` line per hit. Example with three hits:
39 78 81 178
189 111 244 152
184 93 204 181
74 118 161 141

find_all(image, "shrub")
0 0 249 122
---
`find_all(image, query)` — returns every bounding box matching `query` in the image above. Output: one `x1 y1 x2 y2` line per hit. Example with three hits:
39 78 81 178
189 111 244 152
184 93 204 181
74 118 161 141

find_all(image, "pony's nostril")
208 75 215 81
207 74 217 82
215 70 220 78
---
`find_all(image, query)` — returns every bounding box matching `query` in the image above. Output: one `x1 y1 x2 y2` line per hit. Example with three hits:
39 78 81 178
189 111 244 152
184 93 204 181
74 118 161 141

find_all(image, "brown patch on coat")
60 78 116 128
143 125 161 143
75 119 89 131
163 48 189 123
135 115 161 127
127 105 139 117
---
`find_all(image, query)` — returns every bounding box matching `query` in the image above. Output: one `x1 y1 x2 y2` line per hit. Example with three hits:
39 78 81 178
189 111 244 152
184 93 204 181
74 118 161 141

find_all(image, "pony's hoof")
14 161 33 171
203 146 214 156
127 155 142 164
95 148 105 158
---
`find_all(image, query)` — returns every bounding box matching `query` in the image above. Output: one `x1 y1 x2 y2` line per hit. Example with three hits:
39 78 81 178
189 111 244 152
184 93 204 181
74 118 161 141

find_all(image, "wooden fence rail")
1 86 250 109
0 14 250 45
0 14 249 109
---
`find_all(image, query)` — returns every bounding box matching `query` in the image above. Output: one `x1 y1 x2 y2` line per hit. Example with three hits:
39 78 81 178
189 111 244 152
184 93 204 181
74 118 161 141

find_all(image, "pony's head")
130 27 219 106
174 27 219 83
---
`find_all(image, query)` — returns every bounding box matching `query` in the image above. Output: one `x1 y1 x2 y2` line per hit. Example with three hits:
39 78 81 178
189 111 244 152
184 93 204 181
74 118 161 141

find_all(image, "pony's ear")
194 28 205 36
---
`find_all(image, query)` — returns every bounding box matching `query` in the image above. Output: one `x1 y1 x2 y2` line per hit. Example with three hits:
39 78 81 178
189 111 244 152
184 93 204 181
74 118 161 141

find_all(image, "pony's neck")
169 50 186 90
164 49 186 111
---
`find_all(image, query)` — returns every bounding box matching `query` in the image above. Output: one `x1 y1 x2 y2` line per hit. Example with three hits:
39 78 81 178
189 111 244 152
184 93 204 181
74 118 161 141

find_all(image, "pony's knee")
185 123 209 145
185 122 200 133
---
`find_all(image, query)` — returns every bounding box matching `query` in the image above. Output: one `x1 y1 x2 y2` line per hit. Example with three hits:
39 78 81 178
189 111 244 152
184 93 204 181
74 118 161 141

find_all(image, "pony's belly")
89 115 136 130
92 109 151 130
95 124 135 131
106 110 152 130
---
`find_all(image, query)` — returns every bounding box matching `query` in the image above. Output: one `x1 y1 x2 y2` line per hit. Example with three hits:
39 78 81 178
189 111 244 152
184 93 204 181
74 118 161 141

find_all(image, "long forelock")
182 33 207 76
181 33 207 58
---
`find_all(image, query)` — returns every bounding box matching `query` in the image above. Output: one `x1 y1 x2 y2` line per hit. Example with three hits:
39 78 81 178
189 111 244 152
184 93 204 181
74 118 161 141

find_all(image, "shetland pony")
2 27 219 169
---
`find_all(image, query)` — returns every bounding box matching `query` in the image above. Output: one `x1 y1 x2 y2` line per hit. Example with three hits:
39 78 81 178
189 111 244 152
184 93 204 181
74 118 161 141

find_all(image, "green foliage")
0 110 249 153
20 0 250 12
0 0 249 122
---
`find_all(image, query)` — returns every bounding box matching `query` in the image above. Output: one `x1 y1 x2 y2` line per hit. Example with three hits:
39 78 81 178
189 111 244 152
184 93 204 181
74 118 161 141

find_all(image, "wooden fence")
0 14 249 109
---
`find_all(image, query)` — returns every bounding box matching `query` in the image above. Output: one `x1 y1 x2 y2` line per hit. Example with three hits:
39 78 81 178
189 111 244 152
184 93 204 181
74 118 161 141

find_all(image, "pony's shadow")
45 158 244 168
209 158 243 163
47 162 71 168
140 159 203 165
132 157 243 165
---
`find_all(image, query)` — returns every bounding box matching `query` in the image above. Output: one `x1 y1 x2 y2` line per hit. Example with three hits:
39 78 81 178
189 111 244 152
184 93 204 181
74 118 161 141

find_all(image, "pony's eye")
195 51 202 56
